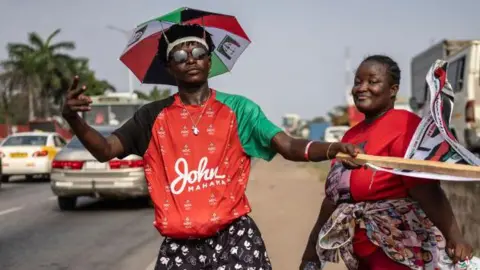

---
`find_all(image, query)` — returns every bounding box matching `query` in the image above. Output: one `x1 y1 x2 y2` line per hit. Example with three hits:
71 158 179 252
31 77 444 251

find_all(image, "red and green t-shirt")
113 90 282 238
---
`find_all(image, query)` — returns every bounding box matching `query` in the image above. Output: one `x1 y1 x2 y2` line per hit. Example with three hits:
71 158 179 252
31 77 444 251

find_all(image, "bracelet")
304 141 314 161
326 143 335 160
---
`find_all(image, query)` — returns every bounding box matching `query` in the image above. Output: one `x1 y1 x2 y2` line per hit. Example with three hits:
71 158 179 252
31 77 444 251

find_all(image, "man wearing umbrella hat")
62 21 361 269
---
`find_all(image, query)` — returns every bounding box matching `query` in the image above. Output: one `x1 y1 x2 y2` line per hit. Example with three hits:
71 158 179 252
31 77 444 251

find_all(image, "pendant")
192 126 200 136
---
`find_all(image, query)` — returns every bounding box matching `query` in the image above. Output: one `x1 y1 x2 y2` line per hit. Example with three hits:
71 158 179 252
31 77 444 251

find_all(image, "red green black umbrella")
120 7 251 85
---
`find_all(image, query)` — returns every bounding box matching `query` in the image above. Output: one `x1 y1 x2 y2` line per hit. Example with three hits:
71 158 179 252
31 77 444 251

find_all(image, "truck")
307 122 330 141
409 40 471 114
281 113 308 138
410 39 480 153
79 92 150 127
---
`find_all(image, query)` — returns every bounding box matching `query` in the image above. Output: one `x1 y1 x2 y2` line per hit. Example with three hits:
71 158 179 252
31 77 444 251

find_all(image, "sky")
0 0 479 124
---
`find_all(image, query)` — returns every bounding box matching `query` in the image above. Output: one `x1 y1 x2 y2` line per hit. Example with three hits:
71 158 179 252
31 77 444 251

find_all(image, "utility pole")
106 24 135 96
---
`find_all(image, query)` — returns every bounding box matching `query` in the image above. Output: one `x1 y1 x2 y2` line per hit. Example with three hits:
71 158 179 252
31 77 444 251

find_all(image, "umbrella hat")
120 7 251 85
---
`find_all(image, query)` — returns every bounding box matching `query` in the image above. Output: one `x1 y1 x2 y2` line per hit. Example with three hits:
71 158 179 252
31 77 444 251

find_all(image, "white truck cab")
445 41 480 152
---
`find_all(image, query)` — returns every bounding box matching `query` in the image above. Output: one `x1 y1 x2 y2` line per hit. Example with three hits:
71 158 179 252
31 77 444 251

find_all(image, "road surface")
0 178 162 270
247 157 345 270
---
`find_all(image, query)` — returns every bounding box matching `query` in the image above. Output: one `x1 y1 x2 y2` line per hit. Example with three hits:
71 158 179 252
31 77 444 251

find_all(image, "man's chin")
181 75 207 85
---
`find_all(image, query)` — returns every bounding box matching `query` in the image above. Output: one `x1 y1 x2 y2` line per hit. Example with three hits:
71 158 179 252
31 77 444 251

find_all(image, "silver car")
50 126 149 210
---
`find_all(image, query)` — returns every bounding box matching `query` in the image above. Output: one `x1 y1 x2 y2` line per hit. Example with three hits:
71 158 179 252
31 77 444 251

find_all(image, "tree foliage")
0 29 115 124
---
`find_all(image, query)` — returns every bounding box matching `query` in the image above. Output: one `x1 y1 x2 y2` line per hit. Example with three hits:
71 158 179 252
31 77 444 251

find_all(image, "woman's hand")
409 183 472 264
446 236 473 263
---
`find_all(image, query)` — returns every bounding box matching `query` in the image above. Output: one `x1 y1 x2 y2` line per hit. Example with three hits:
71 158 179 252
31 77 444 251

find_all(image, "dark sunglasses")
170 47 208 64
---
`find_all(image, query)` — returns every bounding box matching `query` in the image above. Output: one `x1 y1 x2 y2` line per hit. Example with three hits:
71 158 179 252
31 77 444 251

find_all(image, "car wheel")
57 196 77 211
25 175 34 182
1 175 9 183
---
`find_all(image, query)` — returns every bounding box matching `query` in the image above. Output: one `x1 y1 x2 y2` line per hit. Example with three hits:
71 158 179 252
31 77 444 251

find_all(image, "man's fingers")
342 160 362 170
78 94 92 103
69 76 79 91
69 105 91 112
347 145 357 156
67 98 91 108
68 85 87 99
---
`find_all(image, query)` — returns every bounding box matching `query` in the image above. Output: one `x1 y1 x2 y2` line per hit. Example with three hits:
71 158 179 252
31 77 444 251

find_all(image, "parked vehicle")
50 125 149 210
308 122 330 141
410 40 480 152
444 42 480 152
80 92 149 127
324 126 349 143
0 131 66 182
409 40 471 114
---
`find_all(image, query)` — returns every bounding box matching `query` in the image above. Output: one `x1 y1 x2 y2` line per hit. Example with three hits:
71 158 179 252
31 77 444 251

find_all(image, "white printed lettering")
170 157 226 195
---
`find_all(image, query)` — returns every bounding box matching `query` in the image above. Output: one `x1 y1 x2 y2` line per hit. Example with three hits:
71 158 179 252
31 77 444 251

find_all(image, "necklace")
179 90 211 136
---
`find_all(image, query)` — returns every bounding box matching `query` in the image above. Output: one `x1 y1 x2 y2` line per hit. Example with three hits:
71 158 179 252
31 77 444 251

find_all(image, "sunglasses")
170 47 208 64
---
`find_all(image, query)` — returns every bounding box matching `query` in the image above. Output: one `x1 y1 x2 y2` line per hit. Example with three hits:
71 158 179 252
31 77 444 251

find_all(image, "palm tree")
2 29 76 119
134 86 171 101
0 46 41 121
51 58 116 106
1 29 117 122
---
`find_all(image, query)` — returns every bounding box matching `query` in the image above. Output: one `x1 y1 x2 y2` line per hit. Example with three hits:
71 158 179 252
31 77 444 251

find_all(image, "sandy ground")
247 156 345 270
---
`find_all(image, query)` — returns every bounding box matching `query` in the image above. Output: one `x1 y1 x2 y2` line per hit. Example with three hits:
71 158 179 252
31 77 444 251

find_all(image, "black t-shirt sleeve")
112 97 173 159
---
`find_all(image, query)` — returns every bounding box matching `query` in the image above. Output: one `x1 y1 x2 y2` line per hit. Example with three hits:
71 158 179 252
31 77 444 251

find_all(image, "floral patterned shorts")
154 215 272 270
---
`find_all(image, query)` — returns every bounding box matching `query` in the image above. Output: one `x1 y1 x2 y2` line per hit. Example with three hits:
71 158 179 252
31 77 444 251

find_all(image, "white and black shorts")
154 215 272 270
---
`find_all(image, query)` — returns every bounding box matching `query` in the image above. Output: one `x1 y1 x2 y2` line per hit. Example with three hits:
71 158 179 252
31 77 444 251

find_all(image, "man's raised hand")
61 76 92 117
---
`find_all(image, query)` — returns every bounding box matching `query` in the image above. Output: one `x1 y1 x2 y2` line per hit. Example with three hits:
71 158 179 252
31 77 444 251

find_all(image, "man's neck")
178 82 210 105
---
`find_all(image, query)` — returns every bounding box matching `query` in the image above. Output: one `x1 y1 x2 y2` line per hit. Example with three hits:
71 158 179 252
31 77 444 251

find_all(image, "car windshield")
82 104 139 126
66 130 113 149
2 135 48 146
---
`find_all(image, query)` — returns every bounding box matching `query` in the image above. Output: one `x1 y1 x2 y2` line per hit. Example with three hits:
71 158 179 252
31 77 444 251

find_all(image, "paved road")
0 178 162 270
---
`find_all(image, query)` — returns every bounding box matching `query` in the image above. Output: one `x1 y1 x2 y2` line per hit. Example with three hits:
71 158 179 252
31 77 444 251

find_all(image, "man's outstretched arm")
63 114 125 162
272 132 361 164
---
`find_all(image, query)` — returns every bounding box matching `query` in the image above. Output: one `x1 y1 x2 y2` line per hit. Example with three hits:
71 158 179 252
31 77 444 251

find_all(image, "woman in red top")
300 55 472 270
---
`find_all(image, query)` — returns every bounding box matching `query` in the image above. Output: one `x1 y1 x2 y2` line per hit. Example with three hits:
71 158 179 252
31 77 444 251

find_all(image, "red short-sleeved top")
334 109 438 256
113 90 282 239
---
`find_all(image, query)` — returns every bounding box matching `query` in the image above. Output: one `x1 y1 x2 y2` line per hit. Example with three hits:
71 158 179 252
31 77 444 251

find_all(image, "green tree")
1 29 116 121
51 58 116 105
134 86 171 101
8 29 77 118
0 44 41 121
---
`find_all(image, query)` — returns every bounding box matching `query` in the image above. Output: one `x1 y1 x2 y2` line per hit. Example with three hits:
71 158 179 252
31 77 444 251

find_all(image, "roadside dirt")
247 156 345 270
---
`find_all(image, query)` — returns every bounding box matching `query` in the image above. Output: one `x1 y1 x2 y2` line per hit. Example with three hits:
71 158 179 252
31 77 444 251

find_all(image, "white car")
324 126 350 143
50 126 149 210
0 132 67 182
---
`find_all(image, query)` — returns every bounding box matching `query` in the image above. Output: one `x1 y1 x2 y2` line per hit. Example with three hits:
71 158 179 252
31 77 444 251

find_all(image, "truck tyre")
1 175 9 183
57 196 77 211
